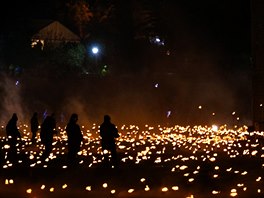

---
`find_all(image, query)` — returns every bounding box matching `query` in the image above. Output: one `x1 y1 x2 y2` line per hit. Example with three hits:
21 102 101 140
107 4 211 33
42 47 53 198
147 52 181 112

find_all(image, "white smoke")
0 74 25 130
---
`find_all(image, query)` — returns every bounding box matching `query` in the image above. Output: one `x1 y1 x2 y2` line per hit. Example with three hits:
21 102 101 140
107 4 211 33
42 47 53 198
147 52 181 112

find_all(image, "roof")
32 20 80 42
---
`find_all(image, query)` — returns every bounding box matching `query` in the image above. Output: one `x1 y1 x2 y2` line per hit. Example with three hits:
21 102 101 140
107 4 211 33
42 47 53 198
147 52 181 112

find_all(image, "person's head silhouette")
104 115 111 122
12 113 18 121
70 113 78 123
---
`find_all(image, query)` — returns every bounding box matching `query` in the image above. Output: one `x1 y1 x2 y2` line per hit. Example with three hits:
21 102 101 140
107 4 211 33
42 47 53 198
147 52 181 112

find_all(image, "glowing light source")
128 189 134 193
86 186 92 191
92 47 99 54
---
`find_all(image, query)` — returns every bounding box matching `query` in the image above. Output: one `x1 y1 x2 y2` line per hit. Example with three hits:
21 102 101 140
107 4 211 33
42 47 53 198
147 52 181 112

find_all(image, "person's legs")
42 143 52 159
8 139 18 163
68 145 79 165
31 131 36 143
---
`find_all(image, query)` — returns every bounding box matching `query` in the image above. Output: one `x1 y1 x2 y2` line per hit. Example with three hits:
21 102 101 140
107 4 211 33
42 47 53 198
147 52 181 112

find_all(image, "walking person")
40 113 57 158
99 115 120 167
6 113 21 162
66 113 83 164
30 112 39 143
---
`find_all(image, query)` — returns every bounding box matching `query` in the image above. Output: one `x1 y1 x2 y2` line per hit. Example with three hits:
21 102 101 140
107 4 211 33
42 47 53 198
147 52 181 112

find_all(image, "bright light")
155 38 161 42
92 47 99 54
212 125 218 132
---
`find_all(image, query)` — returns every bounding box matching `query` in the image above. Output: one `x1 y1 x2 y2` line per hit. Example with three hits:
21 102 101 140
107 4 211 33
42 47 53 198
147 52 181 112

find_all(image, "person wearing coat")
6 113 21 161
66 113 83 162
99 115 120 166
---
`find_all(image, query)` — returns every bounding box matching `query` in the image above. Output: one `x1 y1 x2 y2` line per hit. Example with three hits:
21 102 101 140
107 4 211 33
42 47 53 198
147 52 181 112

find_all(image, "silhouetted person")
66 113 83 164
99 115 120 166
40 113 56 158
30 112 39 143
6 113 21 162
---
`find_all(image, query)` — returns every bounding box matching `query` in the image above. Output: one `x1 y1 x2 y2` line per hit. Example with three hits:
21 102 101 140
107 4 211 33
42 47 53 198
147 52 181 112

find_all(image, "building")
31 20 81 50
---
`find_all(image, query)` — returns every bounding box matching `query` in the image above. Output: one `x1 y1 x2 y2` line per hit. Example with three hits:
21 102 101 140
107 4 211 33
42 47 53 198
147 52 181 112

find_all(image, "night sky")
2 0 251 69
1 0 251 59
0 0 252 125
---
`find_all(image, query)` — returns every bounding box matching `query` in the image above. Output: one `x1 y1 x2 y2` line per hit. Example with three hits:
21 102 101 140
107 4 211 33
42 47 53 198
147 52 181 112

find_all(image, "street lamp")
91 46 100 74
92 46 99 55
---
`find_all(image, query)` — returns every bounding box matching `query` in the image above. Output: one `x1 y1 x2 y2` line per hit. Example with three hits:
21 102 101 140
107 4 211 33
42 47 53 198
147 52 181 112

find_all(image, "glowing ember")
0 122 263 197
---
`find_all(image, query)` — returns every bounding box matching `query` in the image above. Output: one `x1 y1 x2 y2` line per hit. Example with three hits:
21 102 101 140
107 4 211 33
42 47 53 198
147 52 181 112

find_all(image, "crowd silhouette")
3 112 120 167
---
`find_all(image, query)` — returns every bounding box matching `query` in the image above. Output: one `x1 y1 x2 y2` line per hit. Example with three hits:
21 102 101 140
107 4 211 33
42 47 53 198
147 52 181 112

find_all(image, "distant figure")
6 113 21 161
40 113 57 158
99 115 120 166
6 113 21 143
66 113 83 163
30 112 39 143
